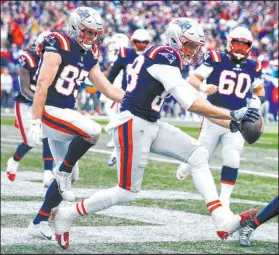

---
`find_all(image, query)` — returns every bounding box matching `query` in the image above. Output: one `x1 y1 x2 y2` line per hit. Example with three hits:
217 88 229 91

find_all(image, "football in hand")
240 116 264 144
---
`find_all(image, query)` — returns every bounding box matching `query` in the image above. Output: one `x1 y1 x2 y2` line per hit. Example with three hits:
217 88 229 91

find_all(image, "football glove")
229 120 241 133
230 107 260 123
28 119 42 145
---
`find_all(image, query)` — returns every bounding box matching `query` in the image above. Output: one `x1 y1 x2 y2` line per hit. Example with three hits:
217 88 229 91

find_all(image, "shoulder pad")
146 46 183 69
203 50 222 66
119 47 127 58
19 52 37 68
43 32 71 53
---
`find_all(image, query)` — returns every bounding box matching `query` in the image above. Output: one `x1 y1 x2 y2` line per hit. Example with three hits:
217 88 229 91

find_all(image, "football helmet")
107 33 130 62
67 7 103 50
226 27 253 61
165 18 205 66
35 31 52 56
131 29 151 54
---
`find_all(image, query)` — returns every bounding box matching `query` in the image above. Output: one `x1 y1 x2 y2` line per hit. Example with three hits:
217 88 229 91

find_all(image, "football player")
105 29 151 167
6 31 55 187
27 7 124 240
239 196 278 247
175 27 265 209
51 18 260 249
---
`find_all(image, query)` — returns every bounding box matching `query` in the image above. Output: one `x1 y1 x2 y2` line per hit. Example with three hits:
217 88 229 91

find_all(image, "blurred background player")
100 33 130 148
105 29 152 167
176 27 265 209
6 31 55 188
51 18 259 249
27 6 124 240
239 196 279 247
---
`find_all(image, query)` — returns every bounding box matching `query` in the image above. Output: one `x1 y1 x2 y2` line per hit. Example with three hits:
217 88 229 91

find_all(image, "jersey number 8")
219 70 251 99
55 65 88 96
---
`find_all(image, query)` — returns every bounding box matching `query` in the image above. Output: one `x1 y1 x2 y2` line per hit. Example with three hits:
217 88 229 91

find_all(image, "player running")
27 7 124 239
51 17 260 249
175 27 265 208
6 32 55 187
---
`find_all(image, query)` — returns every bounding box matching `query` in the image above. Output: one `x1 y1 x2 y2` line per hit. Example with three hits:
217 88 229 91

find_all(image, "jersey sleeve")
250 59 264 89
146 46 183 70
18 52 37 70
107 52 124 83
42 32 70 56
203 50 222 67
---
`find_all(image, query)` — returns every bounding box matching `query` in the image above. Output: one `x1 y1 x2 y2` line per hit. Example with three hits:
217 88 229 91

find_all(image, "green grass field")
1 116 278 254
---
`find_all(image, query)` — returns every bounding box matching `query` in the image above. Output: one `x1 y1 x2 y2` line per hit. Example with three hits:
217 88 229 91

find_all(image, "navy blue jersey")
121 45 183 122
108 47 138 91
14 50 39 105
203 50 263 110
38 32 99 109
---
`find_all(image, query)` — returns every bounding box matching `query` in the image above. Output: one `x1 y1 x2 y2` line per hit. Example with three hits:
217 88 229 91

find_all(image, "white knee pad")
222 150 240 169
187 146 209 171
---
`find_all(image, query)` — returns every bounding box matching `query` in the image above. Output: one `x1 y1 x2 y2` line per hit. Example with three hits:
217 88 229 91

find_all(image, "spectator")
1 67 13 110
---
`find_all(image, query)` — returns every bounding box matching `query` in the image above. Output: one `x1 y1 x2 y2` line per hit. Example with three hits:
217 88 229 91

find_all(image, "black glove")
230 107 260 123
229 120 241 133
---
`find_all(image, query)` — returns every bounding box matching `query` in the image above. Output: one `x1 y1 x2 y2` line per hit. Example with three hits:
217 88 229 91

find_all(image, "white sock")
220 183 235 208
111 147 116 158
191 166 220 204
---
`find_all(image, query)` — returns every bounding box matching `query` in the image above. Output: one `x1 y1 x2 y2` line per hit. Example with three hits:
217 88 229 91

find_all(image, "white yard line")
1 203 278 245
2 138 278 178
0 172 269 206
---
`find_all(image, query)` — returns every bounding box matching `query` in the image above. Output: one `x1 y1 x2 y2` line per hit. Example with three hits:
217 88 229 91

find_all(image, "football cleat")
51 207 73 249
107 156 117 167
43 170 54 188
216 209 258 240
27 221 55 240
71 163 79 183
56 171 75 202
6 157 19 181
239 224 254 247
176 163 190 181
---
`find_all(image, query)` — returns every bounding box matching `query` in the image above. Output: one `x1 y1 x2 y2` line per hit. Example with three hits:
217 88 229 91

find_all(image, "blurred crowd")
1 1 278 121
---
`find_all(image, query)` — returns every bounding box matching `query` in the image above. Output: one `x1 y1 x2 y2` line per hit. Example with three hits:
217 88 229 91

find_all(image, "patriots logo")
179 21 192 33
44 35 56 47
159 52 177 64
77 10 90 21
19 56 26 67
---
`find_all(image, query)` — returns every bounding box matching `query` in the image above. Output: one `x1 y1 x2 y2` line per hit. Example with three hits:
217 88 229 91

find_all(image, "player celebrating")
175 27 265 208
51 18 260 249
27 7 124 239
6 31 55 187
106 29 151 166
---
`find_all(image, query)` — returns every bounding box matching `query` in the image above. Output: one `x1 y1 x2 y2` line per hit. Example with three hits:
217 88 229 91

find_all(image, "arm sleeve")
194 63 214 79
147 64 183 92
107 56 124 84
147 64 197 110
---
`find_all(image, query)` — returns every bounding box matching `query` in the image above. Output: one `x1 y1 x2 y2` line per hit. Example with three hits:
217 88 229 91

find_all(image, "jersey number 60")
219 70 251 99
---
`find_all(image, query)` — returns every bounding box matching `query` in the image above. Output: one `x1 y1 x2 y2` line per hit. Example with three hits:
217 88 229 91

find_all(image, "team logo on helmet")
179 22 192 33
77 9 90 21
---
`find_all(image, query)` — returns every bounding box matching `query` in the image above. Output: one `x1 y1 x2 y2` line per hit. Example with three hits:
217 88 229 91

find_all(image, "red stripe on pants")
118 125 125 188
15 102 28 145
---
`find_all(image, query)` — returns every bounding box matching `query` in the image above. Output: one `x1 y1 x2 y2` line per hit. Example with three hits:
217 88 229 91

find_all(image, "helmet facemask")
132 39 150 54
228 38 252 60
178 36 204 66
76 24 103 51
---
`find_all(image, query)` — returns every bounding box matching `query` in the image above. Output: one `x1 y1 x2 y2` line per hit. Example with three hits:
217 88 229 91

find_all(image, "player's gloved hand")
230 107 260 123
28 119 42 144
202 84 218 96
229 120 241 133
